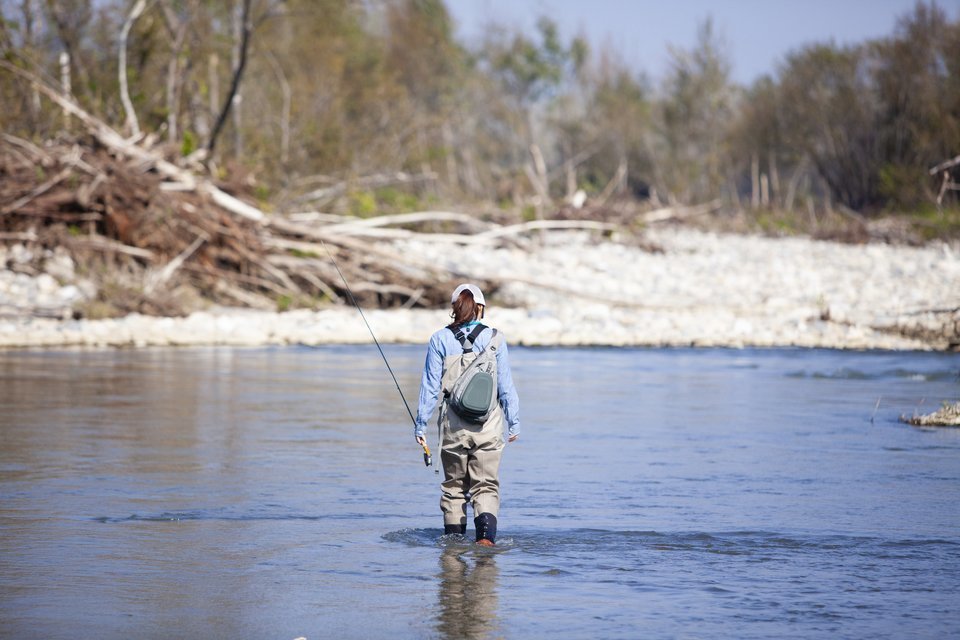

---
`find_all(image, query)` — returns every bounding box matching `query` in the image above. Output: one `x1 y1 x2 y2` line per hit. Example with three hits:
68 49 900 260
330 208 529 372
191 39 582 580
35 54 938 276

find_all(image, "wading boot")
474 513 497 546
444 522 467 536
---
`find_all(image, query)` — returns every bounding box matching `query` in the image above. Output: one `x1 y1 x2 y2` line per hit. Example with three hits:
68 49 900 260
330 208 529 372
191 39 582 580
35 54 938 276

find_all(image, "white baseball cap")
451 283 486 306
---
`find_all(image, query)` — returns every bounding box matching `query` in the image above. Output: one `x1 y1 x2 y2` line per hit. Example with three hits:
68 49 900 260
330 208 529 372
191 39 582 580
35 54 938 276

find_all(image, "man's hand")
508 434 519 443
416 435 427 447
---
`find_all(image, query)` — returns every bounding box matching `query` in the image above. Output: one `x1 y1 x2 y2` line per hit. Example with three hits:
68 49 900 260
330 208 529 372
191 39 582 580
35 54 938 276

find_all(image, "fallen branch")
144 232 207 295
319 210 494 233
1 134 53 164
266 255 342 302
263 235 452 287
348 281 425 301
65 234 156 260
475 219 617 240
305 225 496 244
287 211 352 224
213 279 276 310
204 185 264 223
640 200 722 224
264 218 453 274
77 173 108 208
929 155 960 175
1 166 74 215
0 231 39 242
247 251 302 294
188 263 292 299
899 306 960 316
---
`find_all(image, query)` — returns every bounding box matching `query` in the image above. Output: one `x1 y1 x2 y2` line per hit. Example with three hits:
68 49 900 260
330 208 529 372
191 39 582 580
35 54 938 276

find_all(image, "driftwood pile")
0 133 501 316
0 65 623 318
901 401 960 427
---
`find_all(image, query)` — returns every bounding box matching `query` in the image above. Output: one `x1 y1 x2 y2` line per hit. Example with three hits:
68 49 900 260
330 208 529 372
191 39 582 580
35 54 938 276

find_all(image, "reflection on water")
438 544 500 640
1 346 959 638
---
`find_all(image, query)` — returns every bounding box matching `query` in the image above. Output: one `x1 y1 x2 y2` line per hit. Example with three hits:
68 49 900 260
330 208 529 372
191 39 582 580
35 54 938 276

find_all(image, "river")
1 346 958 639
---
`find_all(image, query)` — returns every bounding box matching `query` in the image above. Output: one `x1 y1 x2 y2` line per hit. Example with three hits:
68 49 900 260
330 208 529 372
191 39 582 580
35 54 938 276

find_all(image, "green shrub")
181 131 196 157
348 190 378 217
375 187 420 213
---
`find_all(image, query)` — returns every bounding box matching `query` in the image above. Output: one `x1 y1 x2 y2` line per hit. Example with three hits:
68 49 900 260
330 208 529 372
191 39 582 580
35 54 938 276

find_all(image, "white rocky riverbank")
1 228 957 350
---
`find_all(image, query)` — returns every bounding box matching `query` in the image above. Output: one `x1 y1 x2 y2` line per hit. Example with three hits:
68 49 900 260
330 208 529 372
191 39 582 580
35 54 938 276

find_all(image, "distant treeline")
1 0 958 216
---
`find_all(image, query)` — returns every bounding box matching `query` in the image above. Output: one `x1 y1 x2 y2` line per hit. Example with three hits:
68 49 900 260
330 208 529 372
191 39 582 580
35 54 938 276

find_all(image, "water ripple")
384 527 960 559
94 510 408 523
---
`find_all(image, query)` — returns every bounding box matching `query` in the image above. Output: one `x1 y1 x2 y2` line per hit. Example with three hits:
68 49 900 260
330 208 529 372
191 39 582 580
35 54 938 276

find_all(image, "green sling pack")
446 323 500 423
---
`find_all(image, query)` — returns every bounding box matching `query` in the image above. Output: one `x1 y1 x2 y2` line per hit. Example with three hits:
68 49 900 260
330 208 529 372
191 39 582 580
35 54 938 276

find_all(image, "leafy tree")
655 18 735 204
776 43 881 210
384 0 465 180
2 0 958 218
872 1 960 208
480 16 586 156
579 53 654 198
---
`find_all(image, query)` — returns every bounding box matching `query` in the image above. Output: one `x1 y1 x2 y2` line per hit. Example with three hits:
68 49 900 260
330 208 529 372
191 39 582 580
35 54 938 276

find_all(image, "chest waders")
438 324 504 544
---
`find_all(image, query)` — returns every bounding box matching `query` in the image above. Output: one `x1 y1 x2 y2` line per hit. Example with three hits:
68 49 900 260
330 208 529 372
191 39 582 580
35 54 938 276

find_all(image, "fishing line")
319 239 432 468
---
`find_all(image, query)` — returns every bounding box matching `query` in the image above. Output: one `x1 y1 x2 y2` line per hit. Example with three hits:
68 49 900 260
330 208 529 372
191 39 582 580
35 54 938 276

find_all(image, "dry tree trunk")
595 156 627 207
159 0 189 144
784 156 809 213
207 0 252 154
45 0 91 105
929 155 960 210
441 121 459 193
265 52 291 167
118 0 148 137
230 0 244 157
58 51 70 128
768 150 781 209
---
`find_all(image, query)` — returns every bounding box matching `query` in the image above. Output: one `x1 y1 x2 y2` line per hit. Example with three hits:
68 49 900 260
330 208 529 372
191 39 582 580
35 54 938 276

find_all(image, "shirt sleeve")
414 332 444 437
496 338 521 436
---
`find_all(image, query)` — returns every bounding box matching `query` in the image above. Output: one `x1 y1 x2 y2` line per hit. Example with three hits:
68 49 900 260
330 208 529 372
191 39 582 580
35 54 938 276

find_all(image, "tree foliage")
1 0 957 215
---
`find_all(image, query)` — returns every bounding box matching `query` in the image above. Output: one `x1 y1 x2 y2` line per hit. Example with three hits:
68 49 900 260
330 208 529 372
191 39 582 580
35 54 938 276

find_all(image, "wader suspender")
453 323 487 353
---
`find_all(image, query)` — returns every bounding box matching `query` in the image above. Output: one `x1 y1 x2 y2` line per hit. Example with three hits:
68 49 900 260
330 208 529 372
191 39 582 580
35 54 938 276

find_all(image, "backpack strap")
450 323 487 354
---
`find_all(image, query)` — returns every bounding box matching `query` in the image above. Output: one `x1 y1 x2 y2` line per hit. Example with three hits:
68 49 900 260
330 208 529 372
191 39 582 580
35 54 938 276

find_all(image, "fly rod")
320 239 432 468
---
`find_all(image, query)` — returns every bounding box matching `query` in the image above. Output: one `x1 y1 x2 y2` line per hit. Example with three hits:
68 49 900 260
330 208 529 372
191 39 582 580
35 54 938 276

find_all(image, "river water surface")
1 346 958 639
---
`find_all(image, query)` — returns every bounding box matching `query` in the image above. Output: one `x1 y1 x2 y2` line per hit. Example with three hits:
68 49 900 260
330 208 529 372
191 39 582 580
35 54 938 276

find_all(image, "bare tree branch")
118 0 149 137
929 155 960 175
207 0 252 154
158 0 189 144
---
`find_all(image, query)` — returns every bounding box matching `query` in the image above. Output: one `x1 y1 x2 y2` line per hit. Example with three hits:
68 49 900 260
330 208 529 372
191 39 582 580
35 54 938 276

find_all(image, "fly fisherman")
415 284 521 546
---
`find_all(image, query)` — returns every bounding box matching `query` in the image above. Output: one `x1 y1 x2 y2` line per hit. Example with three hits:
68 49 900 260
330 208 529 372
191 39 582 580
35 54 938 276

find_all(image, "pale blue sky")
446 0 953 85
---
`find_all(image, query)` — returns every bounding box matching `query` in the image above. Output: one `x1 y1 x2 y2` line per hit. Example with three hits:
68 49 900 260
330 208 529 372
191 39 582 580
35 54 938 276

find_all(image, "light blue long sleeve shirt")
415 322 521 438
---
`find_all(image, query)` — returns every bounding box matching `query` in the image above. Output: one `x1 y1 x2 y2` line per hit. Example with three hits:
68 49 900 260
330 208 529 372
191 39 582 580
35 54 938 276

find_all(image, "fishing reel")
421 442 432 468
